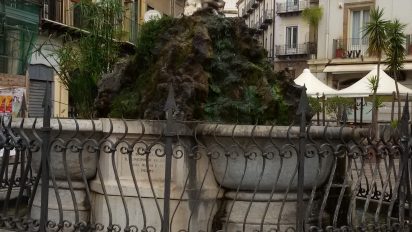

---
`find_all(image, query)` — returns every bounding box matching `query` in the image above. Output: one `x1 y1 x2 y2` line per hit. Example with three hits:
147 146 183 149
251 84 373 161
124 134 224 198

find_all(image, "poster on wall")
0 88 26 117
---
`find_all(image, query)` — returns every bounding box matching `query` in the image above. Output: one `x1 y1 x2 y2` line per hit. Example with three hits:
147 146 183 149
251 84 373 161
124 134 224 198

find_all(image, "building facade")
237 0 317 78
1 0 184 118
223 0 239 17
309 0 412 90
0 0 41 116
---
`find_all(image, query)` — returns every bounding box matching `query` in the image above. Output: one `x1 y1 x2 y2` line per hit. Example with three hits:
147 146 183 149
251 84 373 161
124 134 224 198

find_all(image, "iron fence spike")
296 85 309 116
164 84 177 112
41 81 51 110
400 94 409 137
19 93 27 117
342 107 348 124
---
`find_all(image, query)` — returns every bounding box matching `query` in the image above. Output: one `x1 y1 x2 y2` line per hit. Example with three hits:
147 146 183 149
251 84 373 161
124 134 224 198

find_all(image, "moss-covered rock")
95 9 300 124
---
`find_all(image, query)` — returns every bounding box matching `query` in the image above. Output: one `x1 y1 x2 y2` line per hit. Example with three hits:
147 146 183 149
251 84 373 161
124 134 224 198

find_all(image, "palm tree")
386 19 407 120
302 6 323 57
363 7 390 135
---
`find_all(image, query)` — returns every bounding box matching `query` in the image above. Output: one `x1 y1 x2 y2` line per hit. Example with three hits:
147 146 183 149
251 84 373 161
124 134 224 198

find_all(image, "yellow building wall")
53 74 69 117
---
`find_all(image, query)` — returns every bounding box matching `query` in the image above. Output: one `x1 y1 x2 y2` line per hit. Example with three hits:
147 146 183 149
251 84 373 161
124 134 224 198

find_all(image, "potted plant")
335 40 346 58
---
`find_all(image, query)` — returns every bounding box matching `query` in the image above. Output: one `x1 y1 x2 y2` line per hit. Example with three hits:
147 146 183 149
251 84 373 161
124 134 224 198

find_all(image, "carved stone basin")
196 124 359 191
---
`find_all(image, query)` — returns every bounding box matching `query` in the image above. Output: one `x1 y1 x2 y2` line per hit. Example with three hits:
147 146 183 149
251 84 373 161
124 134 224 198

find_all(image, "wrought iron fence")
0 84 411 231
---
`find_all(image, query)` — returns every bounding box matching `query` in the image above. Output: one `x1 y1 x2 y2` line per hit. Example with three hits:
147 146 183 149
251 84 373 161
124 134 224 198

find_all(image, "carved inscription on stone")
119 143 167 182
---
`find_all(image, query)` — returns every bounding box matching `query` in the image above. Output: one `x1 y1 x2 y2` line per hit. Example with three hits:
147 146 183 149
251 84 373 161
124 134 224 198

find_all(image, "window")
286 26 298 49
351 9 369 45
286 0 299 11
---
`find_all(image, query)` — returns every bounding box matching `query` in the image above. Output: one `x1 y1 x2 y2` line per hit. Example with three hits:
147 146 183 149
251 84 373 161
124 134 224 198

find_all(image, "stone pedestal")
220 192 325 231
89 119 221 231
196 124 357 231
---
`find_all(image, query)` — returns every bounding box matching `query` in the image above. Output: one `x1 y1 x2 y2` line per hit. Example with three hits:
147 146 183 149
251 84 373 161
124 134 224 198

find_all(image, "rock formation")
95 9 302 124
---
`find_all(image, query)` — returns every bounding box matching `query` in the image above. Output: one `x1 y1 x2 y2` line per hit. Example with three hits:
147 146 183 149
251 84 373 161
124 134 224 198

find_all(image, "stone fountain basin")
12 118 102 180
197 124 360 191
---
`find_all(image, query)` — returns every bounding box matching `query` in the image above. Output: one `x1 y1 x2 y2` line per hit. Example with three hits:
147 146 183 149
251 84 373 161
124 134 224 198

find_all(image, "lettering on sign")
345 50 362 58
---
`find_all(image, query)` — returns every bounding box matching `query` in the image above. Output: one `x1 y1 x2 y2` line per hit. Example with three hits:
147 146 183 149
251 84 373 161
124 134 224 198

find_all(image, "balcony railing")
406 34 412 55
276 1 308 14
263 9 273 23
257 17 267 30
275 43 311 56
251 0 259 8
246 2 253 13
241 8 247 18
333 38 369 59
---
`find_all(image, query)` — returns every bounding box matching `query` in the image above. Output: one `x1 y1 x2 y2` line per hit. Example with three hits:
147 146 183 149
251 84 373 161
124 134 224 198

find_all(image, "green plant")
302 6 323 55
363 7 390 135
324 97 353 123
56 0 125 117
390 120 398 129
308 97 322 114
385 19 406 120
103 11 295 125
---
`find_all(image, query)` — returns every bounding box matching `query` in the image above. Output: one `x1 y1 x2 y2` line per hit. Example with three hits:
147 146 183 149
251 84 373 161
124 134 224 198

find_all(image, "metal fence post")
297 86 309 231
39 81 52 231
162 84 177 232
399 95 411 229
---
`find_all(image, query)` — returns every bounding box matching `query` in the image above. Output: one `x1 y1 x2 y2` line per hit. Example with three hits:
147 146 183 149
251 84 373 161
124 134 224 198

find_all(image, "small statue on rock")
184 0 225 16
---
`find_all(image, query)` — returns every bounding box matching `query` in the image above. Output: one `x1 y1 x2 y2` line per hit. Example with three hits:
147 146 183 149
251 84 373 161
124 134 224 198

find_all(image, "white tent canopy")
338 67 412 97
294 69 340 97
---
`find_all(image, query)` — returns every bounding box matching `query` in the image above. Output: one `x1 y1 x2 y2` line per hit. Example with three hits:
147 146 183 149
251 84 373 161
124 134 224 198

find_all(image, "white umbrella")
338 66 412 97
294 69 340 97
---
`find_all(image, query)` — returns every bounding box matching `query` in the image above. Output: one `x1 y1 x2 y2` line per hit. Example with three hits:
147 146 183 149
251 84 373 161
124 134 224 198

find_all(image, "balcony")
246 2 253 13
242 8 248 18
3 0 40 24
332 38 369 59
275 43 311 57
276 1 308 15
263 9 273 23
251 22 263 34
259 18 267 30
251 0 259 9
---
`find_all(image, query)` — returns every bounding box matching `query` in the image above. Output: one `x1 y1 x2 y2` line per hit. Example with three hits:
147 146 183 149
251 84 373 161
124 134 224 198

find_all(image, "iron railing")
246 1 253 13
275 43 310 56
0 83 410 231
276 1 308 14
406 34 412 55
333 38 370 59
251 0 258 9
263 9 273 23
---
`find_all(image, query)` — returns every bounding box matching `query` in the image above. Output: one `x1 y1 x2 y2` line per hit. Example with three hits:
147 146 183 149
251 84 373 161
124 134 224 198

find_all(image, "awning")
338 67 412 97
294 69 339 97
323 63 412 73
323 64 388 73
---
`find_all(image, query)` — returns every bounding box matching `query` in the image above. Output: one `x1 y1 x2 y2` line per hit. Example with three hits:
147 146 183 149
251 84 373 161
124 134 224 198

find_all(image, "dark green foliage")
105 10 295 124
386 20 407 74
